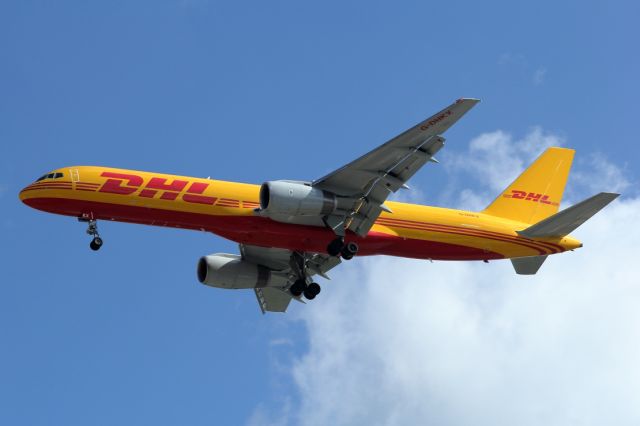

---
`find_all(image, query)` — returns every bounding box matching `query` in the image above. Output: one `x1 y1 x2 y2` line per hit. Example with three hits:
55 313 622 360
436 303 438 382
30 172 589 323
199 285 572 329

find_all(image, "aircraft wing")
313 98 480 236
241 244 341 313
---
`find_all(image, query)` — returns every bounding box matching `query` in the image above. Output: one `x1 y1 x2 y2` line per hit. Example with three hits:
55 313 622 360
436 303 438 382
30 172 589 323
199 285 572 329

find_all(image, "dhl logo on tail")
502 190 559 206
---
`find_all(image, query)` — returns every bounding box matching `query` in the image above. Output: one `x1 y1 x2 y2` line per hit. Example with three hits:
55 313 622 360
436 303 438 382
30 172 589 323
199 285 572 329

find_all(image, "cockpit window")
35 172 64 182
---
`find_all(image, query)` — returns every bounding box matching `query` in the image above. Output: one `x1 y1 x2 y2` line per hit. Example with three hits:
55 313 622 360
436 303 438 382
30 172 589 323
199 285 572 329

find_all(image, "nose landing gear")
80 218 103 251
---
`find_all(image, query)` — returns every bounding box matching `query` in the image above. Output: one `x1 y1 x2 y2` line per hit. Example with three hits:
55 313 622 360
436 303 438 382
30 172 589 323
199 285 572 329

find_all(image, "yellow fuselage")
19 166 581 260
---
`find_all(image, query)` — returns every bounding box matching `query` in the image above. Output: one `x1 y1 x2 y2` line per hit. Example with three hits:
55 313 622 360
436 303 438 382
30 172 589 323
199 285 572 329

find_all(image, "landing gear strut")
288 253 322 300
82 219 103 251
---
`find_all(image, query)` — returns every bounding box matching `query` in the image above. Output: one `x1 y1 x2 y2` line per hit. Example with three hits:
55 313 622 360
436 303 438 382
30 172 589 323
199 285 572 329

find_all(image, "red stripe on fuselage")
21 196 504 261
376 218 557 255
377 217 564 253
21 185 72 192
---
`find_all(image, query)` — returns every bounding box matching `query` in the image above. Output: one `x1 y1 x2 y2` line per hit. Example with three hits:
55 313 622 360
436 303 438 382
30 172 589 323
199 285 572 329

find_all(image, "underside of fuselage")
22 195 505 261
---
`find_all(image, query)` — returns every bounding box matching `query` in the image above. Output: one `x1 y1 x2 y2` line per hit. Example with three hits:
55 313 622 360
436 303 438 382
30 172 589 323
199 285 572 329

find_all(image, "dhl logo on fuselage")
503 189 559 206
99 172 218 205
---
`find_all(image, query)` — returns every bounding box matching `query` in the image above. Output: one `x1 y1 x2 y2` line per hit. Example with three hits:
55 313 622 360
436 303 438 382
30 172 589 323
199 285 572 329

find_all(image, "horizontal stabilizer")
511 255 548 275
517 192 619 238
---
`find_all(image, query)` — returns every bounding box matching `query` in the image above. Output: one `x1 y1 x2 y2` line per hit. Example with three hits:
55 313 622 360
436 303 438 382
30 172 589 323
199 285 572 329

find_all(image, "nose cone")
19 168 69 208
19 184 32 204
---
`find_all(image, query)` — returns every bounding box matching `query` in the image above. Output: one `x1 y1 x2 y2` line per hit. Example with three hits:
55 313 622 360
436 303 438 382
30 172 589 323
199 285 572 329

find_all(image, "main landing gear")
289 278 321 300
80 218 103 251
326 237 359 260
288 252 322 300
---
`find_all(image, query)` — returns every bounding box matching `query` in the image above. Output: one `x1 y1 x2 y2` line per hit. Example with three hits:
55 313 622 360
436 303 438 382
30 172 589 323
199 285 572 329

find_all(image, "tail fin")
483 147 575 224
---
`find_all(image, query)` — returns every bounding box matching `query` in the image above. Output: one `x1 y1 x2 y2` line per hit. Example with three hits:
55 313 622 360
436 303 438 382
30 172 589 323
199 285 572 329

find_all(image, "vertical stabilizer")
483 147 574 224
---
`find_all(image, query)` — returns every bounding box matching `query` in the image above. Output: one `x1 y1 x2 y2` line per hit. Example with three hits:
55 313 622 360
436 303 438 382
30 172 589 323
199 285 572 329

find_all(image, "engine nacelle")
197 253 289 289
259 180 337 217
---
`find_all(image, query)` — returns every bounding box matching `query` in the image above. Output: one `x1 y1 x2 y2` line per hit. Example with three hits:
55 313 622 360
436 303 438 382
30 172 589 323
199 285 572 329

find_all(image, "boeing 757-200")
19 99 619 313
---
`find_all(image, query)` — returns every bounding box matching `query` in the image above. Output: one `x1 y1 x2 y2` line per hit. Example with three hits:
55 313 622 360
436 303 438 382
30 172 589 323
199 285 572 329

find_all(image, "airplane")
19 98 619 313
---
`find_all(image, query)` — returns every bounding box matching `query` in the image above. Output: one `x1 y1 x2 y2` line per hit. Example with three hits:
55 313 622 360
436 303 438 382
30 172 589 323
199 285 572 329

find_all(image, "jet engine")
197 253 289 289
259 180 338 217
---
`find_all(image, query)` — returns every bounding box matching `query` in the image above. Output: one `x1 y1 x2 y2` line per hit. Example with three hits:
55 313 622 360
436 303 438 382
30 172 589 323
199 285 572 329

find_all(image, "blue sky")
1 1 638 425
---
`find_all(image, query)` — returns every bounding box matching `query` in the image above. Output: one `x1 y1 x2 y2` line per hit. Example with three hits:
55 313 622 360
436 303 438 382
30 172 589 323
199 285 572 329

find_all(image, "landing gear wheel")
89 237 103 251
327 237 345 257
303 282 321 300
341 242 359 260
290 278 306 297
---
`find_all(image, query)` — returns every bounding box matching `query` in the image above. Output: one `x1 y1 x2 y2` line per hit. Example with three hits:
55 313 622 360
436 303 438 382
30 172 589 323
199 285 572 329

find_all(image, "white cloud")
247 399 292 426
533 67 547 85
497 53 548 87
250 128 639 426
570 152 633 196
288 207 640 426
498 52 526 67
269 338 294 347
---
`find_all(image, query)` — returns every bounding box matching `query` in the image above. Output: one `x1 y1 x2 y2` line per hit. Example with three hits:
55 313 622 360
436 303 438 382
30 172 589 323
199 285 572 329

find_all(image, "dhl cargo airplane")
19 99 619 313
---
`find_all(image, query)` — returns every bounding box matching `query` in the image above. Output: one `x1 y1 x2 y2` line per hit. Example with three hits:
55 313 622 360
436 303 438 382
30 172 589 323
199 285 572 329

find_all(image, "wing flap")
313 98 478 236
255 287 296 313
